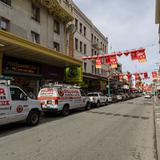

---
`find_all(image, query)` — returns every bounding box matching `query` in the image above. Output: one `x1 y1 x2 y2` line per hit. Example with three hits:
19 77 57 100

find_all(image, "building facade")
72 2 109 92
0 0 81 96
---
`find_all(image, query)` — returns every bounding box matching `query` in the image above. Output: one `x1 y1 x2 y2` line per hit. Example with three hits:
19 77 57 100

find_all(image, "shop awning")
0 30 82 67
156 0 160 24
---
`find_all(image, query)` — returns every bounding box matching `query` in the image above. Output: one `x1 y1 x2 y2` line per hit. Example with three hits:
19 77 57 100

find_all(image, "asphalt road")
0 97 157 160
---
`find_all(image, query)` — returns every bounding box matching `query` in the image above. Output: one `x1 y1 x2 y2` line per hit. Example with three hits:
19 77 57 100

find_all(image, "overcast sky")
74 0 159 82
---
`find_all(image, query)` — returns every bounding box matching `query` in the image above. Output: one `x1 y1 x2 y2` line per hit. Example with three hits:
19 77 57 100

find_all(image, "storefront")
3 56 41 97
0 31 82 98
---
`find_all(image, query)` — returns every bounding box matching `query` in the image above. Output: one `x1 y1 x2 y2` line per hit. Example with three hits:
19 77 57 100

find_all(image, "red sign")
106 56 111 64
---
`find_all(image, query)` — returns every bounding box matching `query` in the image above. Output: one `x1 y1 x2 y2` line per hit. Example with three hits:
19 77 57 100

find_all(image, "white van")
0 80 41 126
38 84 91 116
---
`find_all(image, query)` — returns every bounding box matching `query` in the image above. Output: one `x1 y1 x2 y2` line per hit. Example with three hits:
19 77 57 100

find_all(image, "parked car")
87 92 108 107
116 94 123 101
107 96 113 103
144 93 152 99
110 94 118 103
38 84 91 116
0 79 41 126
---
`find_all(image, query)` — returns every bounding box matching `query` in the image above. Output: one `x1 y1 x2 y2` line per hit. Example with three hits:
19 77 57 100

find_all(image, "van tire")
62 105 70 116
27 110 40 126
85 102 91 110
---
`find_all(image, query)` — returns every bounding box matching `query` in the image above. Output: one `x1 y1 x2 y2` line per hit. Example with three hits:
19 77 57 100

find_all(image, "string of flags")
82 48 147 69
110 71 158 81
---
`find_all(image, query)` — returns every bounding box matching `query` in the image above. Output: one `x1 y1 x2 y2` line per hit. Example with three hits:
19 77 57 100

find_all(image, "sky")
74 0 159 83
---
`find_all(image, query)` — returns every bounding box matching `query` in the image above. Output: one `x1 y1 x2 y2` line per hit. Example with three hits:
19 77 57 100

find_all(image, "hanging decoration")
137 48 147 63
96 57 102 69
110 54 117 69
152 71 158 79
143 72 148 79
130 50 138 61
106 55 111 64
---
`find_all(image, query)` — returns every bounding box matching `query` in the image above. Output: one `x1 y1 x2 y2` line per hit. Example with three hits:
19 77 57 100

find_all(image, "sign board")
65 66 82 83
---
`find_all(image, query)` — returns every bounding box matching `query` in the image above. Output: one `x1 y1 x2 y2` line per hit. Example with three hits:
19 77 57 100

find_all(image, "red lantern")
96 57 102 69
92 55 98 59
124 51 130 56
88 56 92 60
117 51 123 57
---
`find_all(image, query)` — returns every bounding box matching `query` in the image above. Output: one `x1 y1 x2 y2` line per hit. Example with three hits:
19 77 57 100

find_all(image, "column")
0 49 3 75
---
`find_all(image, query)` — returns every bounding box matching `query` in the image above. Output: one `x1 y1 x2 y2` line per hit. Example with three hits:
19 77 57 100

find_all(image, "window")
94 36 96 43
10 87 27 101
75 19 78 30
54 42 60 51
92 65 94 74
80 23 82 33
0 0 11 5
31 31 40 43
92 49 94 56
84 44 86 54
91 34 93 42
84 26 86 37
95 50 97 55
75 38 78 50
31 4 40 22
80 41 83 52
54 20 60 34
84 62 87 73
0 17 9 31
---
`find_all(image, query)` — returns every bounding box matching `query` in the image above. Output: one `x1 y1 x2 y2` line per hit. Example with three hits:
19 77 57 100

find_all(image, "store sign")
65 66 82 83
5 61 39 74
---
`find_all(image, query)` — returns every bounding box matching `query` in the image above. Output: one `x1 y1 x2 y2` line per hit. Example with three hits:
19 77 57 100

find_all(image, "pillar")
0 49 3 75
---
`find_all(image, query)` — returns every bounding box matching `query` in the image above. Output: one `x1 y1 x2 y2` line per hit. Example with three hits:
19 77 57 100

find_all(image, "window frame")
54 20 60 34
31 31 40 44
80 41 83 53
31 3 40 22
0 17 10 31
53 41 60 52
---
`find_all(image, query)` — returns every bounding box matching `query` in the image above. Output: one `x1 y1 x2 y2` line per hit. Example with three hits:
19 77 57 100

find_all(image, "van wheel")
85 102 91 110
62 105 70 116
96 101 100 107
27 110 40 126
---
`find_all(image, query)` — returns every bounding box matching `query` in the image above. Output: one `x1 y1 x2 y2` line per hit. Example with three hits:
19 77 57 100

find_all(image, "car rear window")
87 93 98 96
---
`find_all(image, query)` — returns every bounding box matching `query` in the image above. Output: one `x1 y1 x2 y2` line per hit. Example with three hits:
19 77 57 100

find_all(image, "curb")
154 98 160 160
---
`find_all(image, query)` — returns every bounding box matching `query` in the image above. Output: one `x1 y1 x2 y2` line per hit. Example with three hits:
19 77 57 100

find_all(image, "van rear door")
0 86 11 125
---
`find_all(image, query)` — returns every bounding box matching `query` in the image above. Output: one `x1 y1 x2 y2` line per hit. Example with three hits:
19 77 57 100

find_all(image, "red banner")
96 57 102 68
106 56 111 64
130 50 138 60
137 49 147 63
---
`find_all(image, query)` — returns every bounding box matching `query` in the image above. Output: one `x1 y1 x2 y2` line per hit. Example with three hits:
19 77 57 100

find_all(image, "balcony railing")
32 0 74 23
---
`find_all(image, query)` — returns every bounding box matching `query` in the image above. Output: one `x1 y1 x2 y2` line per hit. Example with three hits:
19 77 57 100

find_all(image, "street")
0 97 157 160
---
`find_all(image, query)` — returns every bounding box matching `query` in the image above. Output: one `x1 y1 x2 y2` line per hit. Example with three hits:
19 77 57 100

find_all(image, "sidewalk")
154 97 160 160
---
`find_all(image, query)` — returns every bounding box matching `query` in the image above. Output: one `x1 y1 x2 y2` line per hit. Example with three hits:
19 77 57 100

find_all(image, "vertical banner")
96 57 102 69
152 71 158 79
65 66 83 83
106 55 111 64
119 74 124 81
137 49 147 63
143 72 148 79
130 50 138 61
110 55 117 69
